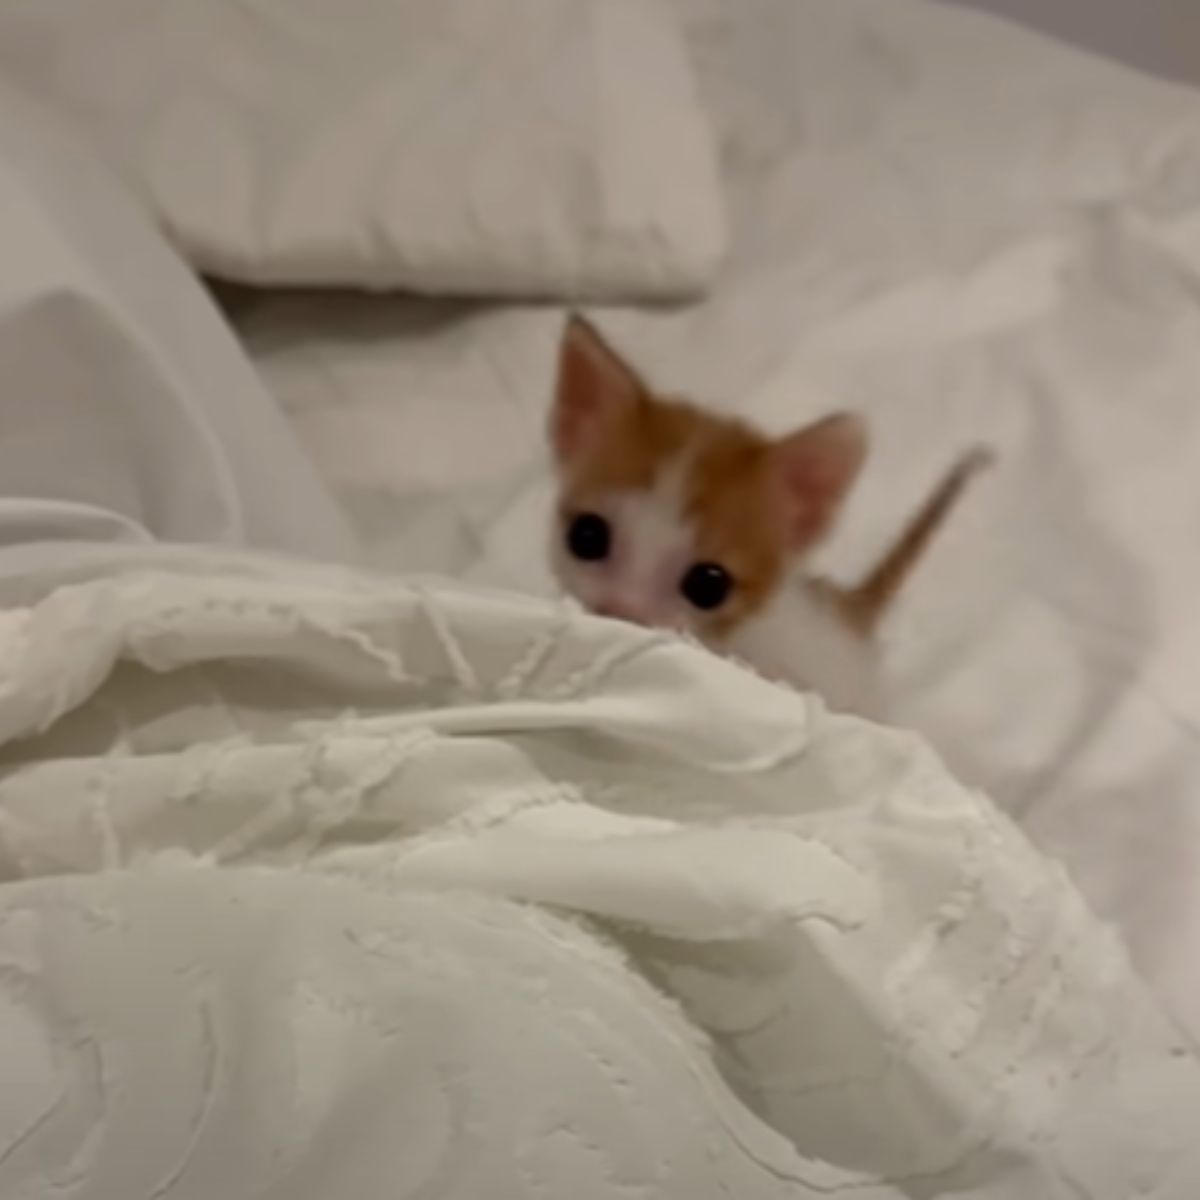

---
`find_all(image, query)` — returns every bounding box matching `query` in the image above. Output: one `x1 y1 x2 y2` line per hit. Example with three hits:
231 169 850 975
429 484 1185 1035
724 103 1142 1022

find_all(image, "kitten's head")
548 316 867 639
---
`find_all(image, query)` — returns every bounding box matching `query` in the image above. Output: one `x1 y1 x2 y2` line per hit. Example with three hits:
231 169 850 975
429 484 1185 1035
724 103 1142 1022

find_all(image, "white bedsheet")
236 0 1200 1040
0 546 1197 1199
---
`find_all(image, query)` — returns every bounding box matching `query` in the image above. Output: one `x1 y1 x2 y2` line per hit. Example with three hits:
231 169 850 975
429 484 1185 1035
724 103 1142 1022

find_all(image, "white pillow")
0 75 358 562
0 0 726 300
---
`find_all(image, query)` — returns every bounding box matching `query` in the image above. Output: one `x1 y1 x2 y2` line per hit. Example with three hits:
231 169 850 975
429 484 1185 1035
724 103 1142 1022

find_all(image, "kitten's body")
723 578 884 715
548 316 989 718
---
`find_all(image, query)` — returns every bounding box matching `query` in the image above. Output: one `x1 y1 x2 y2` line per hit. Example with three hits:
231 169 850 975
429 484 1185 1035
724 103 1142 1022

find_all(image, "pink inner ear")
552 316 645 463
774 412 868 545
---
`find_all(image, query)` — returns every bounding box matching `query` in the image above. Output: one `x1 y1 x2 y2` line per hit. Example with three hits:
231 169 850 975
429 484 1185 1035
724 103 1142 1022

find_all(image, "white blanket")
0 548 1197 1199
235 0 1200 1041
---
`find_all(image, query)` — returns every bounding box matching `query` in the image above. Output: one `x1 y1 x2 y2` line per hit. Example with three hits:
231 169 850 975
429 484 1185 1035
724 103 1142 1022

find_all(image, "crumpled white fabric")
0 549 1196 1199
0 72 357 563
0 0 725 298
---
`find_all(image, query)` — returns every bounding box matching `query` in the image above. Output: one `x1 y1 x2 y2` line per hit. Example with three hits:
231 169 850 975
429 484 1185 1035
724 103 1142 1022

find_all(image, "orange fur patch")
560 393 794 635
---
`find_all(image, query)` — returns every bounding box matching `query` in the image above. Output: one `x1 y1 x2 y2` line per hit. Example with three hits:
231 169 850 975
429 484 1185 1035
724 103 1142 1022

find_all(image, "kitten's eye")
680 562 733 611
566 512 611 561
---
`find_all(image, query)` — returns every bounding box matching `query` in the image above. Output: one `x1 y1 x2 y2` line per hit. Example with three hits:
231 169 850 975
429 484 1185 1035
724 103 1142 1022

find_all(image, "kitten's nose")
593 598 643 624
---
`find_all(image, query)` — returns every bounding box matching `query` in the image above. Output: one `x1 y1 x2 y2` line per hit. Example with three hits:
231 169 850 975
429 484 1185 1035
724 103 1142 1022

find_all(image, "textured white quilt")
0 548 1197 1199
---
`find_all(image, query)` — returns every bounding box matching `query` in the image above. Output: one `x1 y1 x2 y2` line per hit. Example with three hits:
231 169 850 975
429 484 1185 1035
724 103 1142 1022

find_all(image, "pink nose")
593 598 643 624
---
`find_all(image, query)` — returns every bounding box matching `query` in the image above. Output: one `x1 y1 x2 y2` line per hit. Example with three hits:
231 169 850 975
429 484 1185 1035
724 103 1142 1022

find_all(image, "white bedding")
0 74 356 562
5 0 1200 1191
0 547 1197 1199
236 0 1200 1042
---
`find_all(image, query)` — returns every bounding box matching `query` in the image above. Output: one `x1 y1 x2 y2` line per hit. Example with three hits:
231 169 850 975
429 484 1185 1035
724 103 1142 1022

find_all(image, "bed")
2 0 1200 1195
229 0 1200 1039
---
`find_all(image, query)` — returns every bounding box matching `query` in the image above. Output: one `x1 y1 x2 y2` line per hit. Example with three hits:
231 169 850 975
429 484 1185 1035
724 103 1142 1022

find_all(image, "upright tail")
839 446 995 634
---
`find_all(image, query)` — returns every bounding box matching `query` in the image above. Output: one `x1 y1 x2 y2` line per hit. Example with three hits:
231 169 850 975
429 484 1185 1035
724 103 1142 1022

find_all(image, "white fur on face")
553 467 706 631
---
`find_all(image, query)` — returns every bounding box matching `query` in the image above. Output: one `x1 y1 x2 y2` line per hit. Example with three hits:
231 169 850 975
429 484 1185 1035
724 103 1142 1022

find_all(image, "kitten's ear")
552 315 645 464
773 412 867 546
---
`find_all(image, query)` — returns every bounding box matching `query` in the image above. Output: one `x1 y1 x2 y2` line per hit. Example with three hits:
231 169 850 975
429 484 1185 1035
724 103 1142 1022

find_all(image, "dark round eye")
566 512 611 562
680 562 733 611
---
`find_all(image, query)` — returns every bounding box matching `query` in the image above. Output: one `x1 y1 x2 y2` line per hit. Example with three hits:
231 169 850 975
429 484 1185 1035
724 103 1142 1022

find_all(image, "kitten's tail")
840 446 995 634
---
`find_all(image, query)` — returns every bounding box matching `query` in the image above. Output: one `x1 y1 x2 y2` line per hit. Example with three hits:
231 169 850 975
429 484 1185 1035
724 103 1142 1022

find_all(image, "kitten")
548 315 991 718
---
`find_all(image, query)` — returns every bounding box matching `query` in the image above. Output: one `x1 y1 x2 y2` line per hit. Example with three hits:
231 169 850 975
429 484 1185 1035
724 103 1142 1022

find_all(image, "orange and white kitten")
548 316 990 718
